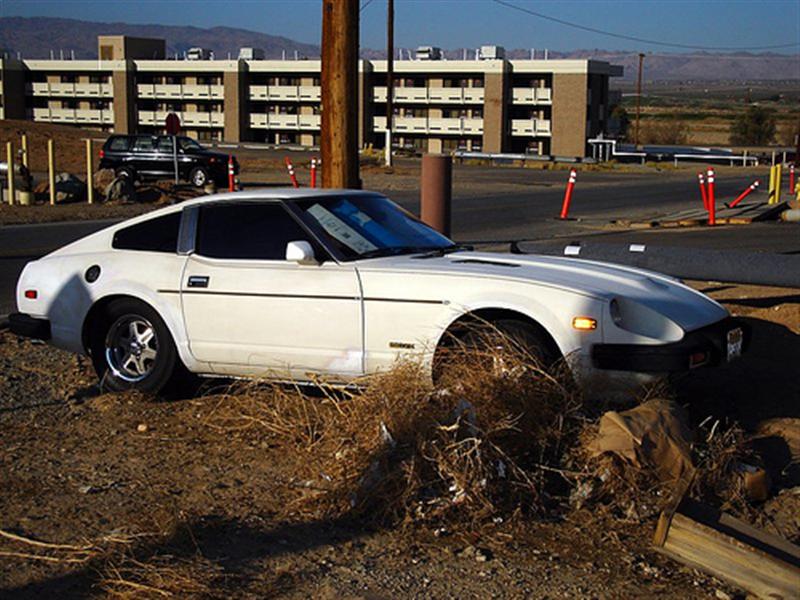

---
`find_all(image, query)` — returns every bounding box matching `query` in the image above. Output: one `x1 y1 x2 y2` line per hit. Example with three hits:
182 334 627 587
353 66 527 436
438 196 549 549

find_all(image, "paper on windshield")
307 203 378 254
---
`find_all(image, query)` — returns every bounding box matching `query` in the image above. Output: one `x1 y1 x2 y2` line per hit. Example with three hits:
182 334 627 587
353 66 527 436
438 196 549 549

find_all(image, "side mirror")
285 240 317 265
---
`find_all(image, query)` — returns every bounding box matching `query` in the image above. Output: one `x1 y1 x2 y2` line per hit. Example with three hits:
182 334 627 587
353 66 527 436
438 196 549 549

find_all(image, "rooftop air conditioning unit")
238 47 265 60
415 46 442 61
479 45 505 60
186 47 213 61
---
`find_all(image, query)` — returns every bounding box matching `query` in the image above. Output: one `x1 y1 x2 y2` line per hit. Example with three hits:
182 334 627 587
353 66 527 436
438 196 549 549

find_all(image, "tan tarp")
586 399 695 483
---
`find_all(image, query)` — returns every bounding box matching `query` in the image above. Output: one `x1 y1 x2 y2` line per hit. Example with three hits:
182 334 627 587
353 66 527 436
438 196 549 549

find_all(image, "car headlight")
608 297 683 342
609 298 623 326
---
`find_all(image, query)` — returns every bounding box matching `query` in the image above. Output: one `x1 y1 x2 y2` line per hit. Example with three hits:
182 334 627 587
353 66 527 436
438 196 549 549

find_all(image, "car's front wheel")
433 318 559 385
190 167 209 188
89 298 178 394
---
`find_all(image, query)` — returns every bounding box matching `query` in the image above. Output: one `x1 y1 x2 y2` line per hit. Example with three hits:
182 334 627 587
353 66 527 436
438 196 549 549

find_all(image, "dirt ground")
0 281 797 598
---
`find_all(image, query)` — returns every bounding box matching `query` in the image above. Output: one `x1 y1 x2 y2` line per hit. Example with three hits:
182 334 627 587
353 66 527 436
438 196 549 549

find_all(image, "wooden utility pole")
321 0 360 188
634 52 645 147
385 0 394 167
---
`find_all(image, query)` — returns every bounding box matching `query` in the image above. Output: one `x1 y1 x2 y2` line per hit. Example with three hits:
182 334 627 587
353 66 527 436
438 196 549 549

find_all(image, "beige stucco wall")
112 64 136 133
551 72 588 157
482 71 506 153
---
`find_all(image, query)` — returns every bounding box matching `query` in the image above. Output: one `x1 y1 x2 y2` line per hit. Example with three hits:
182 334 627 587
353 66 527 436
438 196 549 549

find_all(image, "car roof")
180 187 381 208
108 188 384 232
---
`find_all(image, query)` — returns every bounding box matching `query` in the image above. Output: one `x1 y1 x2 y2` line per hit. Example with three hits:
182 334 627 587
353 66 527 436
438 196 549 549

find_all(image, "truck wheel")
115 167 136 181
190 167 209 188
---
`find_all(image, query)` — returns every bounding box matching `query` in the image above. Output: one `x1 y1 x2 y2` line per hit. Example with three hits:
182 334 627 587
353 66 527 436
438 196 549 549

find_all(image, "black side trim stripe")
159 289 358 301
363 297 446 305
157 289 446 305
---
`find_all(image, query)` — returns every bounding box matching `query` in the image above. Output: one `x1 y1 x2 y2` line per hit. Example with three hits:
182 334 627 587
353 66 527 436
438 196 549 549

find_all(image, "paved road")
2 172 797 317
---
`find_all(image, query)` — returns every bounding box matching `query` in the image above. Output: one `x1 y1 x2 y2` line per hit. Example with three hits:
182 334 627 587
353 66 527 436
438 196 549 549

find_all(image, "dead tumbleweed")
209 324 581 529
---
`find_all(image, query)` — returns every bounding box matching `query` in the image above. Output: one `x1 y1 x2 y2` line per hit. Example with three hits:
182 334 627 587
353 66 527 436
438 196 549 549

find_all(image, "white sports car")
10 189 747 395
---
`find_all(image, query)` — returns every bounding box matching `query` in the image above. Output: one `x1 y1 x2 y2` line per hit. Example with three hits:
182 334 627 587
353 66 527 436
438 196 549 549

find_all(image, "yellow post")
6 141 14 205
47 138 56 206
85 139 94 204
20 134 28 168
774 164 782 205
768 166 777 205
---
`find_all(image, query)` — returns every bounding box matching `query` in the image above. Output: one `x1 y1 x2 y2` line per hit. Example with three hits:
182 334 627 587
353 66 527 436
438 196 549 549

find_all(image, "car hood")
202 150 232 161
356 251 728 331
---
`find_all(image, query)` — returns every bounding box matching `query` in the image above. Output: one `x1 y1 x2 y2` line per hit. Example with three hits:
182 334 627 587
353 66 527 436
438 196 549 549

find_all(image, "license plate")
727 327 743 361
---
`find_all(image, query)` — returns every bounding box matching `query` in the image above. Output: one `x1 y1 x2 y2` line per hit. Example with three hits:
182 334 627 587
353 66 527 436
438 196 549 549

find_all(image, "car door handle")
187 275 209 288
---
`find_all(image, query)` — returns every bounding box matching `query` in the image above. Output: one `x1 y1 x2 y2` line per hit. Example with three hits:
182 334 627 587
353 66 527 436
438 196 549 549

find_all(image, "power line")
492 0 800 51
360 0 375 12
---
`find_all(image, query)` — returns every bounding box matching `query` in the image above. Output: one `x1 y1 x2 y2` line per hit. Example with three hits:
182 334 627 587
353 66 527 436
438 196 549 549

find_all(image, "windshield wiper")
358 246 428 259
413 244 473 258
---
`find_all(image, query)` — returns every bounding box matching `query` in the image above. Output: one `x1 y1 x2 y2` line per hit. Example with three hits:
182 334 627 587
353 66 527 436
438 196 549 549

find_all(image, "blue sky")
2 0 799 53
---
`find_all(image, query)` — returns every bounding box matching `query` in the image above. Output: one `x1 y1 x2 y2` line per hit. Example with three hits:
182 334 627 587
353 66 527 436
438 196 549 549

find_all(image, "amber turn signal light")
572 316 597 330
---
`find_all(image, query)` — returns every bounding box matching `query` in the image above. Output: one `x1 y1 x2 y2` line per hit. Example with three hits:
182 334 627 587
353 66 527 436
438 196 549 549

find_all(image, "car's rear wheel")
89 298 178 394
115 167 136 181
190 167 209 188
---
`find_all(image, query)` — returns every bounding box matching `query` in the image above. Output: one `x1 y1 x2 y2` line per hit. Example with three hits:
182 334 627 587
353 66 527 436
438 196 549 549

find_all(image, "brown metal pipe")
420 154 452 236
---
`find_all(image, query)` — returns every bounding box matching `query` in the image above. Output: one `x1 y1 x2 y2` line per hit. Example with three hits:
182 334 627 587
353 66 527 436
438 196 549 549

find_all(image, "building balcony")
249 85 321 102
137 110 224 128
511 87 553 105
29 82 113 98
31 107 114 125
136 83 224 100
373 115 484 135
373 86 485 104
510 118 552 136
249 113 321 130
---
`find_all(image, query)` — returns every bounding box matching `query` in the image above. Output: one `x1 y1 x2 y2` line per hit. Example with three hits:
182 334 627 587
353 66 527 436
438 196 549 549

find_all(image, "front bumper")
591 317 749 373
9 312 51 340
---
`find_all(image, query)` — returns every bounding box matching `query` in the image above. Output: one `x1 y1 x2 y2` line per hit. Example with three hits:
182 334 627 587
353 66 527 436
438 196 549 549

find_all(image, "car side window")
133 137 156 152
112 212 182 253
195 203 316 260
157 136 175 153
108 136 130 152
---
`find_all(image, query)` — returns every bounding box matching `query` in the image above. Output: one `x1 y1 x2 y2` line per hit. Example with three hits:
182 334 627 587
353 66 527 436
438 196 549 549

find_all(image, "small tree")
730 106 776 145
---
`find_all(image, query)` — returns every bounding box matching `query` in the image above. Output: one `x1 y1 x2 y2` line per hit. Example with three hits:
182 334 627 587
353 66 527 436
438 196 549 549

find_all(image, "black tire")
115 167 137 181
190 167 209 188
89 298 179 394
433 318 558 384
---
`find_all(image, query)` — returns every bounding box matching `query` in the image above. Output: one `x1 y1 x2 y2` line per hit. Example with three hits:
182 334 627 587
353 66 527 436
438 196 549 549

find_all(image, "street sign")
165 112 181 135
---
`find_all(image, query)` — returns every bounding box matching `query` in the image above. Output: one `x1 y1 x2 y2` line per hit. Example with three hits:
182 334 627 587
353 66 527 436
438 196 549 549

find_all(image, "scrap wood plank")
628 201 789 228
654 497 800 599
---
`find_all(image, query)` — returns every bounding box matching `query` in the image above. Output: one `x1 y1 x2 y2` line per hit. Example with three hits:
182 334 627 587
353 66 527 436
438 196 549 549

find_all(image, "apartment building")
0 36 623 158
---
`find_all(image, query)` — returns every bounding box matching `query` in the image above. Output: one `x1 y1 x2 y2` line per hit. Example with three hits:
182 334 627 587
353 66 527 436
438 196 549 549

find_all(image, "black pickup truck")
99 134 238 187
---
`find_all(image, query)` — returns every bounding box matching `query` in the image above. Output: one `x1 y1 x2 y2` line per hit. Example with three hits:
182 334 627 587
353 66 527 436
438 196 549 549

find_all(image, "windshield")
292 194 455 260
178 137 204 152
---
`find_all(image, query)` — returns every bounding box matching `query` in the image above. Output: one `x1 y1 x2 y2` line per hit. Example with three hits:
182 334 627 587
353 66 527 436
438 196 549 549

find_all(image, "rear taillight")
24 290 38 299
99 149 105 159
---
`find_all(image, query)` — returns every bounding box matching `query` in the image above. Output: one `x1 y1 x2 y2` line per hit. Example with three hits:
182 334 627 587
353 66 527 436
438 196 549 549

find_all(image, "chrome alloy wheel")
105 315 159 382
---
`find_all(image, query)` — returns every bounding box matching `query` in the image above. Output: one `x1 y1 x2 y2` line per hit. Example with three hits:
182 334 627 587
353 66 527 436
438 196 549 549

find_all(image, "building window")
89 74 107 84
61 75 77 84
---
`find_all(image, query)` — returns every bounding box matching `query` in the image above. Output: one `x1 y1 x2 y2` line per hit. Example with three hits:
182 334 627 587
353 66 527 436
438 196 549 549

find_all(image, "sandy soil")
0 282 797 598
